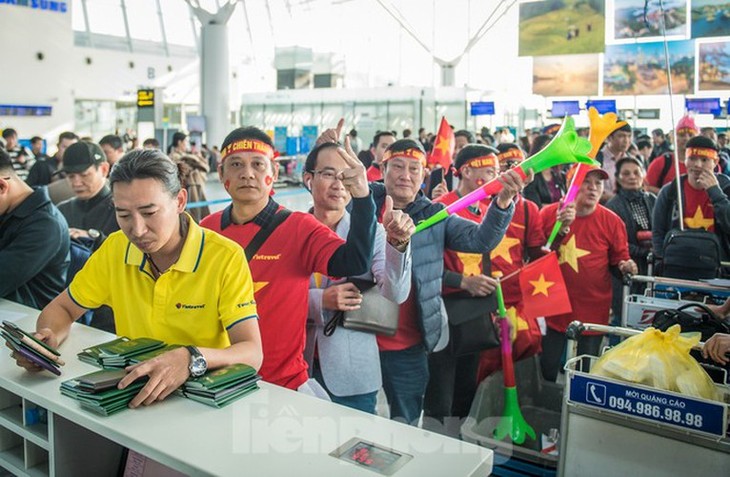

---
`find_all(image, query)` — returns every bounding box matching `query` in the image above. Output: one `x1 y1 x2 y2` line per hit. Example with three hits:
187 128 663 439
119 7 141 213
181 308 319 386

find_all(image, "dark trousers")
540 327 603 382
422 349 480 437
380 344 429 426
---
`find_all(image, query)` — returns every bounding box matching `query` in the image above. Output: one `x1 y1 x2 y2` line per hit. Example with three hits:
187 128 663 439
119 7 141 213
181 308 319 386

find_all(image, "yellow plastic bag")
591 325 719 401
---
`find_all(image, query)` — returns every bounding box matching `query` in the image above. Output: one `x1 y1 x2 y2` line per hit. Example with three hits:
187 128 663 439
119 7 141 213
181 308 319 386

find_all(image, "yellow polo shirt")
68 215 258 348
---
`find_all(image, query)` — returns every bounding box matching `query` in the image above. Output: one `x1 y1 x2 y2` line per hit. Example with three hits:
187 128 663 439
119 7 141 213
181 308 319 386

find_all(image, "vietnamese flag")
518 252 571 319
427 116 455 169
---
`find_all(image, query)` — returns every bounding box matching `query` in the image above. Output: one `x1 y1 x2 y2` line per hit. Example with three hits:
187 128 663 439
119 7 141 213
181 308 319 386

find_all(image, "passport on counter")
78 337 166 368
182 363 261 408
60 369 148 416
2 320 63 375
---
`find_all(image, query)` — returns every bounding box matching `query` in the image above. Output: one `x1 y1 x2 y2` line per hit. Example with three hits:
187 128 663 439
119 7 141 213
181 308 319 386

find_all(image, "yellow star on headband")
490 236 521 264
529 273 554 297
559 235 590 273
456 252 483 276
684 206 714 231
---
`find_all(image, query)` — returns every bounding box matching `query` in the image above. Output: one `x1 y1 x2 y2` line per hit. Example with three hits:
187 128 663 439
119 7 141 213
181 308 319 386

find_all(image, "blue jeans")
380 344 429 426
311 361 378 414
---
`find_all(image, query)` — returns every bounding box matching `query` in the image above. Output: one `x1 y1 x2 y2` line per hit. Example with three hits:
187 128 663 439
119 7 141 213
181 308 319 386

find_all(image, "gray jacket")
371 183 513 352
305 212 412 396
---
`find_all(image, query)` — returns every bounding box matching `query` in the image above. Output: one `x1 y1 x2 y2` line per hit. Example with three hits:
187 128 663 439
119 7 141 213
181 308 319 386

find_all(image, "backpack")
656 152 675 187
660 177 722 280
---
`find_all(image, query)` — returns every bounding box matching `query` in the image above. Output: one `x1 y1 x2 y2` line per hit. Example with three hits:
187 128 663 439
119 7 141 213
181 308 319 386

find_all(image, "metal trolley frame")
558 322 730 477
621 274 730 330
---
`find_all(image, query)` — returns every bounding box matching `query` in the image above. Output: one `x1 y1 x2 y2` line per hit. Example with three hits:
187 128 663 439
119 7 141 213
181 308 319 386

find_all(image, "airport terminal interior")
1 1 730 476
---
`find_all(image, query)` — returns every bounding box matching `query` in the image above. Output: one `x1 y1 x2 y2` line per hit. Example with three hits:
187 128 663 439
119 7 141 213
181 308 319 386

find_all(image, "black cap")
61 141 106 173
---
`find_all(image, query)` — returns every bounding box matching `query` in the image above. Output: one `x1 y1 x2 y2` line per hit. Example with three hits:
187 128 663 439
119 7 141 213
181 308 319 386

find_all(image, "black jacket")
57 184 119 248
0 187 70 309
605 188 657 274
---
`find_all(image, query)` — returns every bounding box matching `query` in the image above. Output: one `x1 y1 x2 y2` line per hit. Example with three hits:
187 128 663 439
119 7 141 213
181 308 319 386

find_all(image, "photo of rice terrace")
699 41 730 90
692 0 730 38
519 0 605 56
604 40 695 95
614 0 687 40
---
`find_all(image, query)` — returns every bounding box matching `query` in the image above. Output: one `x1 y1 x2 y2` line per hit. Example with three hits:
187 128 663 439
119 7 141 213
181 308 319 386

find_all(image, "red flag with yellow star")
518 252 571 319
427 116 455 169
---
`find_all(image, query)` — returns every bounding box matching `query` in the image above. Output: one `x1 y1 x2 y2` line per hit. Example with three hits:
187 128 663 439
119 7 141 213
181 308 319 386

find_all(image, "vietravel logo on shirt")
0 0 68 13
176 303 206 310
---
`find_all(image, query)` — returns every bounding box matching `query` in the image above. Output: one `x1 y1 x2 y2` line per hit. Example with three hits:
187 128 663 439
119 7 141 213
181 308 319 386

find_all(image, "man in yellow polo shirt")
12 151 262 408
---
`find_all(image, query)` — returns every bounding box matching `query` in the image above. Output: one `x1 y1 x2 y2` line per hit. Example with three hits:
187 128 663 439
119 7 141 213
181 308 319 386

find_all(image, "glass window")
125 0 163 42
85 0 126 37
160 0 196 47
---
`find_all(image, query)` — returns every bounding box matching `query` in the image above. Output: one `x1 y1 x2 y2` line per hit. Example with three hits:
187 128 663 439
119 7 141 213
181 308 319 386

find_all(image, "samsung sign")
0 0 68 13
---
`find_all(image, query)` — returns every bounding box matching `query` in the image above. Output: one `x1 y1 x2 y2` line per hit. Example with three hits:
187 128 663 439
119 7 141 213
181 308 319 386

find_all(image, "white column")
187 1 237 149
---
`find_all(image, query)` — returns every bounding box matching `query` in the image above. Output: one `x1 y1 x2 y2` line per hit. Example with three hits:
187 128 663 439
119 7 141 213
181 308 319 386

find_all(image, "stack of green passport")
60 369 147 416
181 363 261 408
77 337 166 368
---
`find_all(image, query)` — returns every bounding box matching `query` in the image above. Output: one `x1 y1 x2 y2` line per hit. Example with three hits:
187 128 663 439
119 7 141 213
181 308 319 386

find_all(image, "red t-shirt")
377 288 423 351
683 180 715 231
201 205 343 389
540 203 630 332
436 192 545 305
646 154 687 189
366 164 383 182
435 190 490 295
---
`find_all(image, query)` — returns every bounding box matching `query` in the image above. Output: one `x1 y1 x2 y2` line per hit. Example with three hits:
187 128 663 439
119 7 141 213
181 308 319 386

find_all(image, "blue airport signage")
470 102 495 116
0 0 67 13
585 99 617 114
0 104 52 116
551 100 580 118
685 97 721 115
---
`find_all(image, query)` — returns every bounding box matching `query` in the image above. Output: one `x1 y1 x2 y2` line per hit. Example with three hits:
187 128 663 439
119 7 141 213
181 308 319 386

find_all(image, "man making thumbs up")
304 141 414 413
369 139 522 427
201 126 377 391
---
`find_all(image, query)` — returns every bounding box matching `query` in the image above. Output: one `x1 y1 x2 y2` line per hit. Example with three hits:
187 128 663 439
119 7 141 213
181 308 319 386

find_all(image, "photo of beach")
692 0 730 38
604 40 695 95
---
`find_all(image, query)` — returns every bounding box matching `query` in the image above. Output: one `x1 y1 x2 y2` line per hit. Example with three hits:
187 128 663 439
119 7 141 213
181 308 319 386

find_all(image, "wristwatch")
185 346 207 377
87 228 100 240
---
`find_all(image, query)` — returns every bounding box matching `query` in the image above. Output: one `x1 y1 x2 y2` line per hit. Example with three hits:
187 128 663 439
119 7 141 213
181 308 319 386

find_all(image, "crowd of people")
1 116 730 432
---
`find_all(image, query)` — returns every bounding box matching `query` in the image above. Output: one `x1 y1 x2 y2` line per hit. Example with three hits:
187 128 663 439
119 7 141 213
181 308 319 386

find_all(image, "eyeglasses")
313 169 344 181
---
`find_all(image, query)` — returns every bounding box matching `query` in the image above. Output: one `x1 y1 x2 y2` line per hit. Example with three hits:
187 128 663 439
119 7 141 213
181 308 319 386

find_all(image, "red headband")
686 147 719 162
676 127 698 136
382 148 427 166
221 139 274 162
462 154 498 170
497 148 525 164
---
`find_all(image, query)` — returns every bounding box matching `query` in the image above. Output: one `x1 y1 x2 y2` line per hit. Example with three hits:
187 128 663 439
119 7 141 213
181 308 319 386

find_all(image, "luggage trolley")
558 321 730 477
621 274 730 330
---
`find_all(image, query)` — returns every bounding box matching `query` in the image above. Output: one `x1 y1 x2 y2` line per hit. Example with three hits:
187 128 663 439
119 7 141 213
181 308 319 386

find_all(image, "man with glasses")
303 141 413 413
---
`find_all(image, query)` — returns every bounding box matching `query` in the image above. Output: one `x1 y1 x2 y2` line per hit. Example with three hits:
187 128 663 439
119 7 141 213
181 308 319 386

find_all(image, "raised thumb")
383 194 394 220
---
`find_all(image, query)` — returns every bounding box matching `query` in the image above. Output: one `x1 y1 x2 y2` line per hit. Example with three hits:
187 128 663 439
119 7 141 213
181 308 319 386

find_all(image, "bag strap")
657 153 674 187
675 302 723 322
245 209 292 261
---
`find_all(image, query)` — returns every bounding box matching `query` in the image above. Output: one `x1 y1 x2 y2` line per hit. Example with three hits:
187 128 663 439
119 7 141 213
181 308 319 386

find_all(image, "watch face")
88 229 100 239
191 356 207 376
